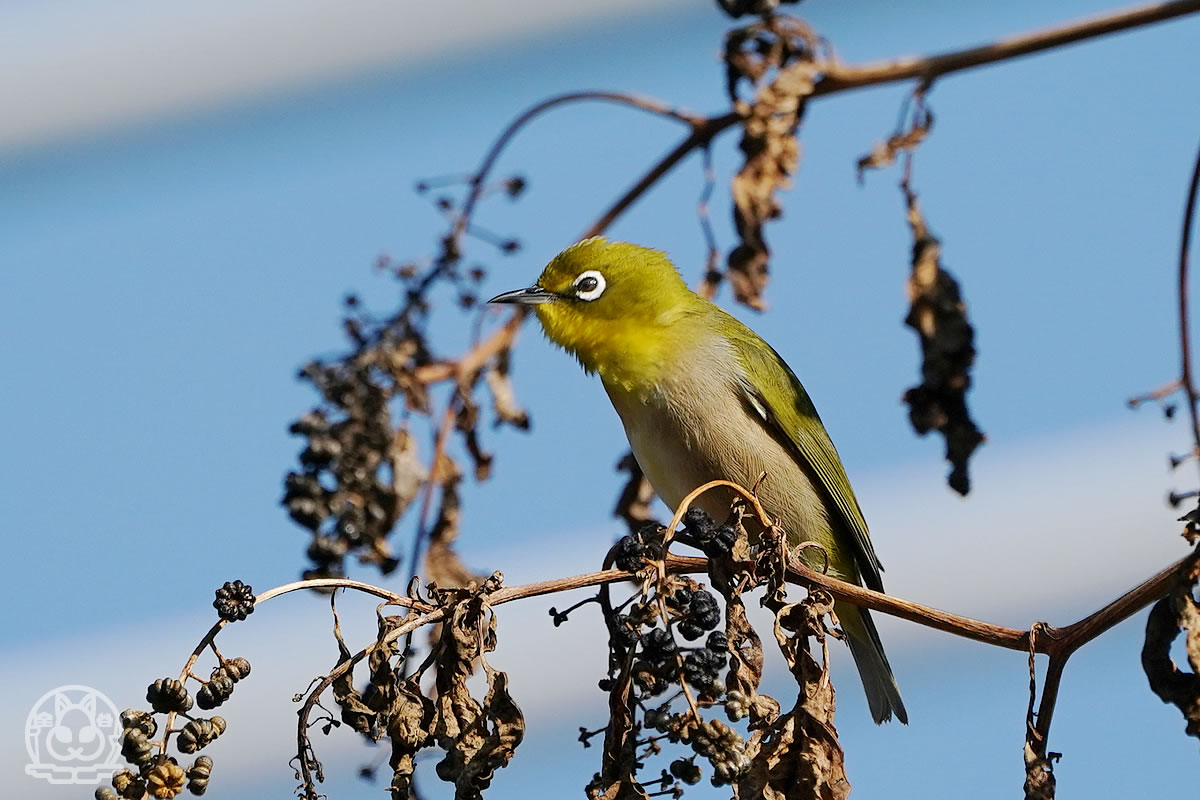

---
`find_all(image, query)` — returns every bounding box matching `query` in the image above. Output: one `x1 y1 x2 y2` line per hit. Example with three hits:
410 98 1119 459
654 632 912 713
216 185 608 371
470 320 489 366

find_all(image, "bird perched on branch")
490 237 906 724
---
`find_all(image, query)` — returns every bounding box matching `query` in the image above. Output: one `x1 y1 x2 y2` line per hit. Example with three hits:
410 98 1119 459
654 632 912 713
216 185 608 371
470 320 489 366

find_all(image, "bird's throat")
537 306 680 391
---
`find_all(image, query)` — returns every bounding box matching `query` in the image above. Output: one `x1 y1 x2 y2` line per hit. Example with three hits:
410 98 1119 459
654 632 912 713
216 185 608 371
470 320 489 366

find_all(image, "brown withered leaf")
1022 744 1058 800
1141 547 1200 739
387 676 436 800
586 649 649 800
483 353 530 430
425 479 484 592
431 580 525 800
385 332 433 414
902 187 985 495
856 101 934 182
723 17 819 310
390 427 427 522
739 595 848 800
708 538 780 728
330 595 382 738
613 452 656 534
456 395 493 481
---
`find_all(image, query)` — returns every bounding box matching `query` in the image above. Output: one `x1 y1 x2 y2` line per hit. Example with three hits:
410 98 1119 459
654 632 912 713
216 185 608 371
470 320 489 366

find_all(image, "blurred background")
3 0 1199 797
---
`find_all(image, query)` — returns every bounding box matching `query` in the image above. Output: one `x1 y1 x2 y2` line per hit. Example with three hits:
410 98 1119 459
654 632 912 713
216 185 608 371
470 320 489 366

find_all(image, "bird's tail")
837 600 907 725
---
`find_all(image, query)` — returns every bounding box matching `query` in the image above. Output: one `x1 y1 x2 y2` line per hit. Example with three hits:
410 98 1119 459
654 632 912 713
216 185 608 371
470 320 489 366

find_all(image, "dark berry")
642 628 677 663
682 508 716 538
670 757 703 785
146 678 193 714
213 580 255 622
288 411 328 437
224 657 251 681
613 535 648 573
683 649 726 690
690 591 721 630
610 615 642 650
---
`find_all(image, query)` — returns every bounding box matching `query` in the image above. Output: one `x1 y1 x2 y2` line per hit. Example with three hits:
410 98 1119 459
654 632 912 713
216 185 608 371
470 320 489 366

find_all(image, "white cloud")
0 0 691 154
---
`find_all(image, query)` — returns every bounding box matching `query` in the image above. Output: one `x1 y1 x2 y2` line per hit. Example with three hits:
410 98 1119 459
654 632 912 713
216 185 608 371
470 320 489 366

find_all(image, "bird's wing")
726 320 884 590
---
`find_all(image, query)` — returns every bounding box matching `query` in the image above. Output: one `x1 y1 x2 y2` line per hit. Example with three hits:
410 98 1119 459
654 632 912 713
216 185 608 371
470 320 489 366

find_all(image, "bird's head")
489 238 696 380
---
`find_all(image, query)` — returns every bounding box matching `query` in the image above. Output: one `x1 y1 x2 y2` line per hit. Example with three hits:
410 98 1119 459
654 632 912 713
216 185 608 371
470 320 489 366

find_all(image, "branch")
285 548 1187 715
579 112 739 240
413 308 526 386
814 0 1200 95
582 1 1200 241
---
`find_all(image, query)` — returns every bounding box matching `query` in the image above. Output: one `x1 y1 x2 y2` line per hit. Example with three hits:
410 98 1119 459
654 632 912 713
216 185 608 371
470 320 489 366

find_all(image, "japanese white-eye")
490 237 906 724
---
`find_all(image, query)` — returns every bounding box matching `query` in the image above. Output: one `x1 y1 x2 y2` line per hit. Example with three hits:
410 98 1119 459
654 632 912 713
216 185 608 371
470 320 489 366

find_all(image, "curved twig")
454 91 705 242
1177 139 1200 466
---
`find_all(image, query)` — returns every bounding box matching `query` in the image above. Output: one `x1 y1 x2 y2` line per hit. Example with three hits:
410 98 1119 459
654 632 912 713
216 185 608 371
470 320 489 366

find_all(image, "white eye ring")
573 270 606 301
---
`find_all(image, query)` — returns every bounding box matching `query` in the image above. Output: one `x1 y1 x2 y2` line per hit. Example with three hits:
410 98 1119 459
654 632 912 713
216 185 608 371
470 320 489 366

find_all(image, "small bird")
490 237 906 724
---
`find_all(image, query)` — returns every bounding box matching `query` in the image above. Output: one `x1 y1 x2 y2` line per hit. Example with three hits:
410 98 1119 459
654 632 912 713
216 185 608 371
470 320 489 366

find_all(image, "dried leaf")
856 101 933 182
425 480 483 591
330 597 381 738
456 396 494 481
1142 547 1200 739
902 188 985 495
723 17 819 310
431 587 525 800
1022 744 1058 800
390 428 427 520
739 595 848 800
707 534 780 727
613 452 656 534
386 334 433 414
484 355 531 430
586 650 649 800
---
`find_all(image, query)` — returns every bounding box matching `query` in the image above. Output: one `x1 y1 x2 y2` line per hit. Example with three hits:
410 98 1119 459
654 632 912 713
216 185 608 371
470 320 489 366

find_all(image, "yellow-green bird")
490 237 906 724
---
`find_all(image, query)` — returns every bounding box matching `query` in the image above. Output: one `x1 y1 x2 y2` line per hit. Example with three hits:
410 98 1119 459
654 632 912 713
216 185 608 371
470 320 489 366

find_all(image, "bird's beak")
487 286 558 305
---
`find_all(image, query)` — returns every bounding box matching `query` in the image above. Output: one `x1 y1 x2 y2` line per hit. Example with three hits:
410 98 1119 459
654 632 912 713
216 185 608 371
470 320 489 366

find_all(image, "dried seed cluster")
284 361 415 579
93 649 250 800
283 175 531 581
585 501 849 798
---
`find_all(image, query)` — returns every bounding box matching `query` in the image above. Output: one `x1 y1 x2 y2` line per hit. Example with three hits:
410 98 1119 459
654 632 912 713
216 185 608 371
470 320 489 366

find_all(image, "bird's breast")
603 363 842 573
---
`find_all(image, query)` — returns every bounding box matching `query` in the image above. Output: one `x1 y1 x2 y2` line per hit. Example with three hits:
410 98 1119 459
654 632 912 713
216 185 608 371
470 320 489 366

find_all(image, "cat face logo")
25 685 122 785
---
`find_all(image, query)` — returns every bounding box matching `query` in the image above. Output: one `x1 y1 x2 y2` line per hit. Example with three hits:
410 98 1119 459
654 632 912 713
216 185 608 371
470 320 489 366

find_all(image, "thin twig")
454 91 703 242
1177 139 1200 470
580 113 740 240
404 399 459 595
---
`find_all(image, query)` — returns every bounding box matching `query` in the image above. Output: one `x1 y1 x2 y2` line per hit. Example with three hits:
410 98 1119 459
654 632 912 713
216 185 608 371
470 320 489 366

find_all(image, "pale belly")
604 377 858 582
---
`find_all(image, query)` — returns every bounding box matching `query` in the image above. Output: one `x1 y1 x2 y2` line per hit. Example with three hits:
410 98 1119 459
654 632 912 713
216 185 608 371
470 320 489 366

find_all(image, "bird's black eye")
573 270 606 301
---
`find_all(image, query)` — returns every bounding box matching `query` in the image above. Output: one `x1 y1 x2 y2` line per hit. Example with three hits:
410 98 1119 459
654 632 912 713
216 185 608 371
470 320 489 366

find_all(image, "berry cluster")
666 587 722 640
613 523 663 573
284 358 420 579
196 657 250 710
684 719 751 786
680 508 737 557
95 658 248 800
642 712 751 787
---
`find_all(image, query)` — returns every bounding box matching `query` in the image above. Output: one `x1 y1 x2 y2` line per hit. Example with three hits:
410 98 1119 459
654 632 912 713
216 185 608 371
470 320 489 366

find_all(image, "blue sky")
3 1 1199 798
